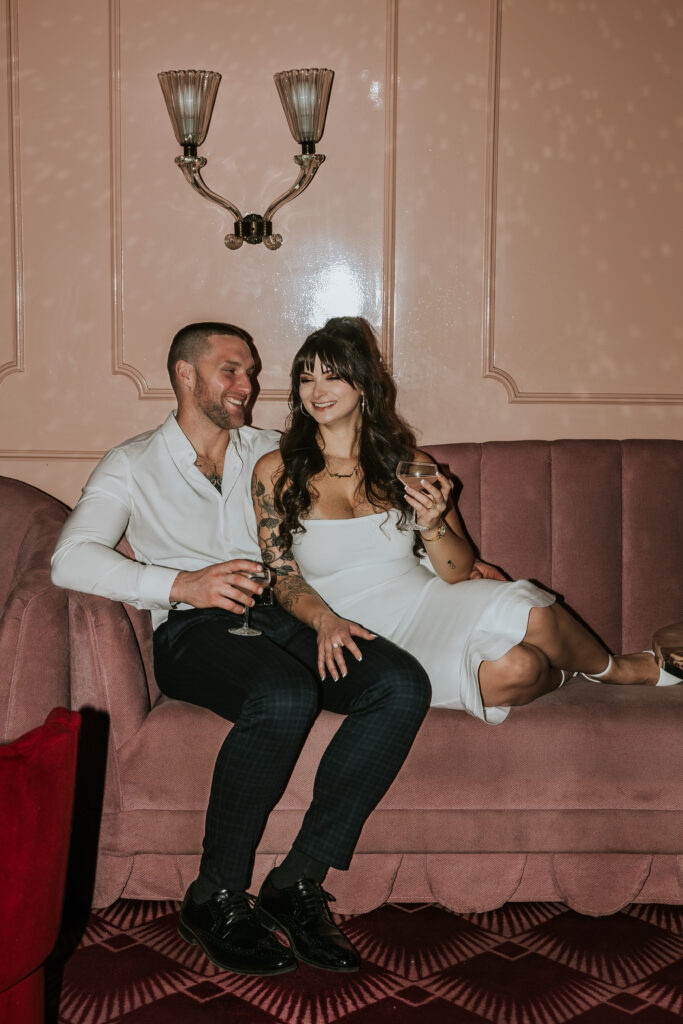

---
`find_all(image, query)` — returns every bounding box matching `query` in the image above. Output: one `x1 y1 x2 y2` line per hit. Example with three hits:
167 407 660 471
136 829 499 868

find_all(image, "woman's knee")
507 645 550 704
482 644 549 707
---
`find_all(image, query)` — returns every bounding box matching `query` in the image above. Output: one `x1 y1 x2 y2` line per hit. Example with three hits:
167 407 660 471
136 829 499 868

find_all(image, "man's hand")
469 558 507 581
170 560 266 614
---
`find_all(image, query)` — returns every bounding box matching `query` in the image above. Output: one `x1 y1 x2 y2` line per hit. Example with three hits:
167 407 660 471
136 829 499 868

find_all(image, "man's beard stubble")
193 377 245 430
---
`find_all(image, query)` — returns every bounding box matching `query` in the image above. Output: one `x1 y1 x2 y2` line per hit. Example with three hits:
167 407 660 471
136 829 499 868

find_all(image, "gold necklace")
324 454 360 479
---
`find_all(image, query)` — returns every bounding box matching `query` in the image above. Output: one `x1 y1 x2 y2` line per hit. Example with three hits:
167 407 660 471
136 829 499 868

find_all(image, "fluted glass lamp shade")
158 69 221 147
273 68 334 144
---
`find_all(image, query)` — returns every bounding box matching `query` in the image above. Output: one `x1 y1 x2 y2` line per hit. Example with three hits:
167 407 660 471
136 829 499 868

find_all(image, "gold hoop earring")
298 401 312 419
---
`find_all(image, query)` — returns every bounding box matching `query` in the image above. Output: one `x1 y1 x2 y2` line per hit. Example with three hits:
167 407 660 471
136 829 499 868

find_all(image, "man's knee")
393 661 432 715
244 672 319 734
364 650 432 718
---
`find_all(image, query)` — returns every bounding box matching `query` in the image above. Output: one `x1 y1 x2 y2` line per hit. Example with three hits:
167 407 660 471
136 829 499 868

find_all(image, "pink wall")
1 0 682 506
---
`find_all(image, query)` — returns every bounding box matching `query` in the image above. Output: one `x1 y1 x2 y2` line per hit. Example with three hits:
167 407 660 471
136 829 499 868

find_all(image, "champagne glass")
228 567 272 636
396 461 439 528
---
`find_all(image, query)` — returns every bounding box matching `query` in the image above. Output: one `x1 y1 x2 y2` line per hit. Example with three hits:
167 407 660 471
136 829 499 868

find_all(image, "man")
52 322 431 977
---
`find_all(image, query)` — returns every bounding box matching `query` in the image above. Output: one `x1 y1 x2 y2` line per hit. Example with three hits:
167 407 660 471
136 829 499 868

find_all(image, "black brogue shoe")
178 887 297 976
257 871 361 972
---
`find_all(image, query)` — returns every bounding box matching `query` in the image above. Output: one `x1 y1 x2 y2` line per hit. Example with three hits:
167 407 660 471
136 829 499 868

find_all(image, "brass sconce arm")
174 152 243 224
260 153 326 250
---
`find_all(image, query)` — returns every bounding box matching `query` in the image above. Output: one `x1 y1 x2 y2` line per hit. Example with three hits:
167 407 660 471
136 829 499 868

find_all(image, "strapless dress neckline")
302 510 395 524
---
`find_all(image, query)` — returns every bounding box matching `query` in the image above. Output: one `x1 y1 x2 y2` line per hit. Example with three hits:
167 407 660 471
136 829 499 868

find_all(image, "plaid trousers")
153 605 431 891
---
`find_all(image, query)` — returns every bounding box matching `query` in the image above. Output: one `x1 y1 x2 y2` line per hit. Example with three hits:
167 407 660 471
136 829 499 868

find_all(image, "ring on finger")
332 642 340 649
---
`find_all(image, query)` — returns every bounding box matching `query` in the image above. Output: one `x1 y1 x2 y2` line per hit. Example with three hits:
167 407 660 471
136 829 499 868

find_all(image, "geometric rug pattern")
54 900 683 1023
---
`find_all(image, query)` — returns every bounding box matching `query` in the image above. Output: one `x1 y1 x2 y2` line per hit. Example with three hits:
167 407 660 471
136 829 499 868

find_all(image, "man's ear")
175 359 195 391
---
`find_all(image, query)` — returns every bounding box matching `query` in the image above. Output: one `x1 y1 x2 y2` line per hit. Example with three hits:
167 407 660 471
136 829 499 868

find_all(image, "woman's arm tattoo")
252 474 317 611
252 476 282 566
274 571 319 613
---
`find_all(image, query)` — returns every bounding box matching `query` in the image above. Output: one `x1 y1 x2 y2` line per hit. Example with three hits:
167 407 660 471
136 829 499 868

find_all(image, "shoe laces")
295 878 336 922
213 890 257 931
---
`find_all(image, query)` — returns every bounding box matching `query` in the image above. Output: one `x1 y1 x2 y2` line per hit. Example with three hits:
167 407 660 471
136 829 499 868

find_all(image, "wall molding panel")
109 0 169 400
380 0 398 369
0 0 23 385
480 0 502 401
481 0 683 406
0 449 105 461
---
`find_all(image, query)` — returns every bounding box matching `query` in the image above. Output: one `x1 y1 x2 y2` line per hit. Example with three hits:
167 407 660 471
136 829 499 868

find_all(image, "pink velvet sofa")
58 439 683 916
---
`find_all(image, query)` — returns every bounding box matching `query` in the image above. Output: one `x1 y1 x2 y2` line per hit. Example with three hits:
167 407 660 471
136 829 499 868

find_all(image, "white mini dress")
291 509 555 725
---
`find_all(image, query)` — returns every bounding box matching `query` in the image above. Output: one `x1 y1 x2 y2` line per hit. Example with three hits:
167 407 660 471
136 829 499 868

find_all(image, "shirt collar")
160 411 250 488
160 412 198 470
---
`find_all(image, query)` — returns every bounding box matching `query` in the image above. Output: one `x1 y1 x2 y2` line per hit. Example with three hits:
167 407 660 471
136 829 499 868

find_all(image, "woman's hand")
403 471 453 532
313 611 377 681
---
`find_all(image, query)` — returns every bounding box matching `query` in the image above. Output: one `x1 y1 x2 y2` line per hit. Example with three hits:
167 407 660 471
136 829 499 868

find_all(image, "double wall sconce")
158 67 334 250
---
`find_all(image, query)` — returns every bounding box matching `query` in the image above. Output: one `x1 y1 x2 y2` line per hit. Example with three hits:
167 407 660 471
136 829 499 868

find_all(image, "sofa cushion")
107 679 682 857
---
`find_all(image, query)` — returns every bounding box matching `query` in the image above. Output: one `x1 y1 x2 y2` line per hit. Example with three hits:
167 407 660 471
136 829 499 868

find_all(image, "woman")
251 317 678 724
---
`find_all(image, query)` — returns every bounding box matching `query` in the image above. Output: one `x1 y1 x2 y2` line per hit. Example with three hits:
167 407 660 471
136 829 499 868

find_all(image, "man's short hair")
167 322 253 390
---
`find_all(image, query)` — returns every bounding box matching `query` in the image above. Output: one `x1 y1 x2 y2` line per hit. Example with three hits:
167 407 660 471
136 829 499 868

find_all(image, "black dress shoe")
178 887 297 976
257 871 361 973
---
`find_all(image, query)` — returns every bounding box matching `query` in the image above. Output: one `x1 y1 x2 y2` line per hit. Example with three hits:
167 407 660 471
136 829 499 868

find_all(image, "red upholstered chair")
0 707 80 1023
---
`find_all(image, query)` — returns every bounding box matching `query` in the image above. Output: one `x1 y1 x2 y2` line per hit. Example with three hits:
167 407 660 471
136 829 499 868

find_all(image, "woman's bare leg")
480 602 663 708
523 604 660 685
479 643 562 708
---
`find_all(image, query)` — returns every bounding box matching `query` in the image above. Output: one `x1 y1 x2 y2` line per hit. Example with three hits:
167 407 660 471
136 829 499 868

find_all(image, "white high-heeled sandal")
558 670 578 686
584 655 614 682
644 650 681 687
585 652 681 685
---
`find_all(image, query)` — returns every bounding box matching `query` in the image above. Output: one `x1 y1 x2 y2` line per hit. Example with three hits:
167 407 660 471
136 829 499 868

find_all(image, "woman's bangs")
296 337 357 386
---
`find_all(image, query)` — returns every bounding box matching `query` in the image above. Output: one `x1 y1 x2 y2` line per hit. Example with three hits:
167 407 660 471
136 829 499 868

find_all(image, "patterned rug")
52 900 683 1023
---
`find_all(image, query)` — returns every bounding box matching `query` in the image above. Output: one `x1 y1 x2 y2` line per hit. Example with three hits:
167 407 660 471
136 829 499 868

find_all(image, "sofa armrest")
1 491 70 742
67 590 153 754
0 579 69 742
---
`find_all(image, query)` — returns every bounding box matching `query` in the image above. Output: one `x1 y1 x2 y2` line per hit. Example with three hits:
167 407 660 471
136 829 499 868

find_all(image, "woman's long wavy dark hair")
275 317 419 552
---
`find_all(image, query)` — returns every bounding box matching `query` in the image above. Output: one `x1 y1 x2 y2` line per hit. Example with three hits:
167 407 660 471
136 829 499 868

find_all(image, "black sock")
270 849 329 889
190 874 224 903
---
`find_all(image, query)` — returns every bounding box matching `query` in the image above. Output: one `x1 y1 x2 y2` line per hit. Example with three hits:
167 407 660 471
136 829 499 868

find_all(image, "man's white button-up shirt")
51 413 280 629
